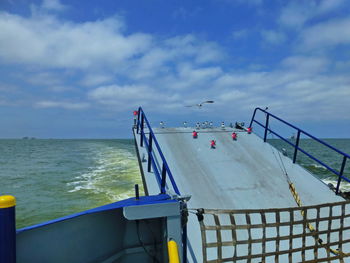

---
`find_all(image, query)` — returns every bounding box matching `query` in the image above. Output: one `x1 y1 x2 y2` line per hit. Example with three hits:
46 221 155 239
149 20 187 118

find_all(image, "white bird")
185 100 214 108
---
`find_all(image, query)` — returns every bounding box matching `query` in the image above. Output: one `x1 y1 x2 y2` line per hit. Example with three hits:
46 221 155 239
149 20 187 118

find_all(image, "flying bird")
185 100 214 108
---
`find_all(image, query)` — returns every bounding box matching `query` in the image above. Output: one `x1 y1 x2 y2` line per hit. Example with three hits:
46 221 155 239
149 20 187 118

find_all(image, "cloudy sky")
1 0 350 138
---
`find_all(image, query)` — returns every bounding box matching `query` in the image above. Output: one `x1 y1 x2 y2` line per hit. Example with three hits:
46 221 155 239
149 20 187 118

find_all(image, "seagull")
185 100 214 108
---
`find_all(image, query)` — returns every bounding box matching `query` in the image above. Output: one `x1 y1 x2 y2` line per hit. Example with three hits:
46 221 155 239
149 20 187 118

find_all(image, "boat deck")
134 127 348 262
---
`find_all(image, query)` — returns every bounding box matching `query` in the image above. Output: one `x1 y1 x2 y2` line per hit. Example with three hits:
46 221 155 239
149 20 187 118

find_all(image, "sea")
0 139 142 228
1 138 349 229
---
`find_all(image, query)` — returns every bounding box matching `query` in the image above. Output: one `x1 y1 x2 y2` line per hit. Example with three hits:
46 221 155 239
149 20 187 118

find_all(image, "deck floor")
134 127 347 262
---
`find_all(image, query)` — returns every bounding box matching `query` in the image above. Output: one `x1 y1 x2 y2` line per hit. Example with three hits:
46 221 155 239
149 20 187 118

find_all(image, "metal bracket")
166 190 191 202
123 201 180 220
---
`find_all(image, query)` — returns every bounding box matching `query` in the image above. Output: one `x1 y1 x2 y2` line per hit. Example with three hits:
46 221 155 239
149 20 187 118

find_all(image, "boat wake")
66 146 142 202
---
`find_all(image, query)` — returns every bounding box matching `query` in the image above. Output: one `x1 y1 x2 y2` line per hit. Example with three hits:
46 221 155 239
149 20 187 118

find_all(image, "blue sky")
1 0 350 138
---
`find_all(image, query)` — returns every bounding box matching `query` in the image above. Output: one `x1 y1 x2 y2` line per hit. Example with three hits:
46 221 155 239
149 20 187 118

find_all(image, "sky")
0 0 350 138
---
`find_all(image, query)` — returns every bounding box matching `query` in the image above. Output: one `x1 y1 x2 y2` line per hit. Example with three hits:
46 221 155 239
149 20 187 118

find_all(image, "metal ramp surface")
149 128 343 208
134 126 348 262
133 106 350 262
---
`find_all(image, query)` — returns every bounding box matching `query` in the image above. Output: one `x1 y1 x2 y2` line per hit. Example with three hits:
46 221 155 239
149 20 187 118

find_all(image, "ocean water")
269 138 350 192
0 139 142 228
1 138 349 229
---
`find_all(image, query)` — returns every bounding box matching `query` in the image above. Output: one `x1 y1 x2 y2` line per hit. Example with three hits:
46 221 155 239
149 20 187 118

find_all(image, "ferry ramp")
134 126 349 262
148 127 342 209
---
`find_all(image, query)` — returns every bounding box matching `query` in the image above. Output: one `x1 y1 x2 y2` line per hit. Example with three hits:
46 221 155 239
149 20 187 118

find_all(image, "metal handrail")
249 107 350 194
136 107 180 195
135 107 185 261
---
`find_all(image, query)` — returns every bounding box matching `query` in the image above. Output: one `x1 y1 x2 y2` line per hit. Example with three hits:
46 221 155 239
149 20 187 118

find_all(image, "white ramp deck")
134 127 348 262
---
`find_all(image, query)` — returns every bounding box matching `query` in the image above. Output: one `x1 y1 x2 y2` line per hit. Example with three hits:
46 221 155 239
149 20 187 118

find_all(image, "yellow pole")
168 239 180 263
0 195 16 263
0 195 16 208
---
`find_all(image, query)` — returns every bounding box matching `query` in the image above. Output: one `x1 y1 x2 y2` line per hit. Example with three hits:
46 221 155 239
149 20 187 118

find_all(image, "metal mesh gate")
196 201 350 263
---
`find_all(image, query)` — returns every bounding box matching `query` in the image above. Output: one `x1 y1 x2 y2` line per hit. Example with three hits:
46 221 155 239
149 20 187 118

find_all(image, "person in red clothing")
192 130 198 139
247 127 252 134
231 132 237 140
210 140 216 149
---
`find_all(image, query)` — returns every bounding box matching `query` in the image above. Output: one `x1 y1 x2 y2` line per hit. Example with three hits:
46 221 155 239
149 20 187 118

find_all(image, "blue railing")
135 107 186 261
249 107 350 194
136 107 180 195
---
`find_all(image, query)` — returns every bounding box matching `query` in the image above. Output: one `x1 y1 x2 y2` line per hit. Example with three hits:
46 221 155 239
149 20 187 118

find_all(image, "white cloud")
217 89 248 102
318 0 346 13
248 0 262 5
41 0 67 12
1 2 349 124
281 56 329 74
261 30 286 45
194 42 224 64
172 7 202 20
88 84 159 110
26 72 63 86
80 74 114 86
0 10 225 95
214 72 268 88
203 59 350 121
48 85 73 92
280 76 350 120
129 35 224 80
232 29 248 39
0 82 18 92
0 13 151 69
88 84 154 103
35 100 89 109
335 60 350 71
220 0 262 6
299 17 350 50
176 65 222 88
279 0 346 28
279 2 316 28
131 48 172 79
164 35 224 64
88 84 183 112
145 64 223 91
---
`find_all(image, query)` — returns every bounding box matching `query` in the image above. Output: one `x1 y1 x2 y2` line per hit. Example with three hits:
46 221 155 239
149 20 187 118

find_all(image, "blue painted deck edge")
17 194 175 233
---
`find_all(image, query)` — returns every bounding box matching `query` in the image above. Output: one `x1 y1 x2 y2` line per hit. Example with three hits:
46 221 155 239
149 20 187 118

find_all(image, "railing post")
161 163 167 194
263 114 269 142
336 156 347 195
148 134 153 172
136 110 140 134
249 107 259 128
140 113 144 147
293 131 301 164
0 195 16 263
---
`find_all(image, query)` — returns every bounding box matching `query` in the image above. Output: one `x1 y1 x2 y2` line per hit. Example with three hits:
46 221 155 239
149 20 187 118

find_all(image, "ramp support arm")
140 113 144 147
336 156 347 195
263 114 269 142
161 163 167 194
293 131 301 164
147 135 153 172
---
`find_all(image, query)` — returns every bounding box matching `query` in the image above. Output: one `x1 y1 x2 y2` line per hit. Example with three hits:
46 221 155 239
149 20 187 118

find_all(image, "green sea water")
1 138 349 229
269 138 350 191
0 139 142 228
